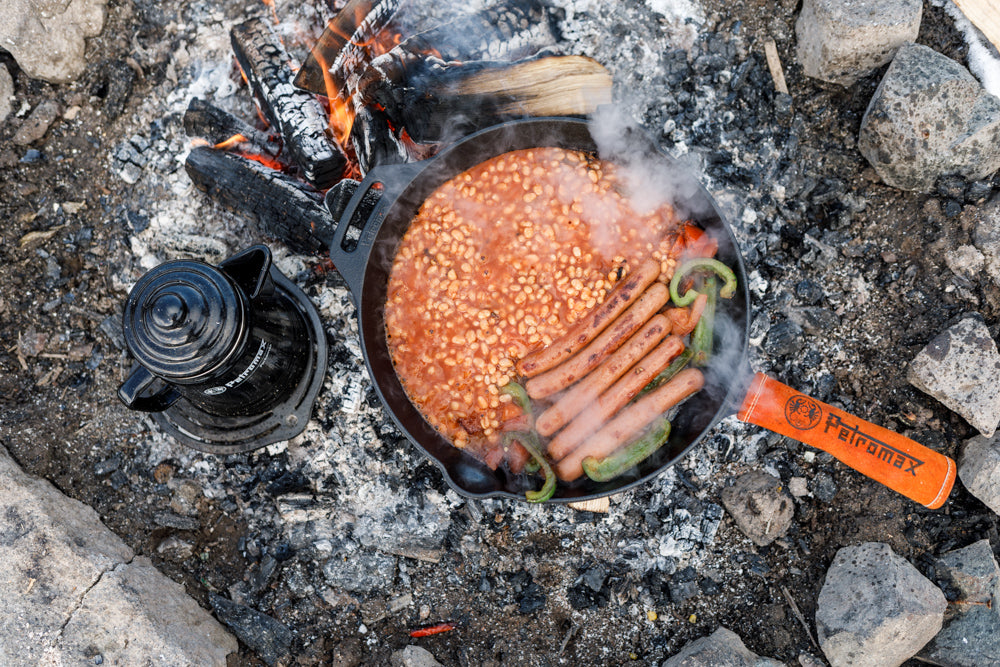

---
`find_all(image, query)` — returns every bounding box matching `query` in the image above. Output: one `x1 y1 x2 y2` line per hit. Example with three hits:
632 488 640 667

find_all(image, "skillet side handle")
736 372 956 509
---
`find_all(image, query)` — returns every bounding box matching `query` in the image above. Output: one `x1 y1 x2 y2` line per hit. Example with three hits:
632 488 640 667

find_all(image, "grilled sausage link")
516 258 662 378
534 314 672 437
525 281 670 400
554 367 704 481
545 335 685 463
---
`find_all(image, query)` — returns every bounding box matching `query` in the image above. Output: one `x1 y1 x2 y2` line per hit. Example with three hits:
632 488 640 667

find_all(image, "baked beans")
385 147 684 464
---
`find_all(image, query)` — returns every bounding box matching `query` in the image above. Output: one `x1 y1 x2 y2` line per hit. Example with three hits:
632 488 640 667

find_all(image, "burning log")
185 146 335 255
183 97 281 157
293 0 402 97
365 55 613 143
231 18 347 189
349 104 410 175
325 178 385 252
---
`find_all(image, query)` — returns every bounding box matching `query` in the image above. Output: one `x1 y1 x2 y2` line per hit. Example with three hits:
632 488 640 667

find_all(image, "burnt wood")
231 18 347 189
349 104 410 175
185 146 335 254
183 97 281 157
293 0 401 97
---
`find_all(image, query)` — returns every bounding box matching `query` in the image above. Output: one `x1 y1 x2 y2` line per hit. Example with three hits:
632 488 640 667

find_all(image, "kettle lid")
123 260 246 381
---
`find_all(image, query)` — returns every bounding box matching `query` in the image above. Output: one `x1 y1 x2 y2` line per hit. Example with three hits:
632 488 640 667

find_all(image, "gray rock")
12 100 60 145
58 558 237 666
390 645 444 667
0 0 108 83
795 0 921 86
0 65 12 125
720 471 794 547
921 539 1000 666
976 201 1000 288
858 44 1000 192
661 626 784 666
0 444 236 666
959 432 1000 515
816 542 946 666
907 313 1000 437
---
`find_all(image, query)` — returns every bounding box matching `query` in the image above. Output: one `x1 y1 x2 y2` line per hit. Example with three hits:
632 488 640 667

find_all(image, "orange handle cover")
736 373 955 509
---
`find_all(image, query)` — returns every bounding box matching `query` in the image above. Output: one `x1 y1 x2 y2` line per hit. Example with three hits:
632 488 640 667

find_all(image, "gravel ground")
2 0 999 665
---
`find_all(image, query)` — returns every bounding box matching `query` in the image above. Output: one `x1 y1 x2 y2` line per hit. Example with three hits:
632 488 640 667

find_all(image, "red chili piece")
409 623 456 638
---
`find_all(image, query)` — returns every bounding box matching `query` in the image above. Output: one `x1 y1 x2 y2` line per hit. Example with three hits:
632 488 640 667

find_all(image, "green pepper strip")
691 276 717 367
499 382 540 473
639 348 694 397
582 417 672 482
500 381 532 417
669 257 737 307
503 430 555 503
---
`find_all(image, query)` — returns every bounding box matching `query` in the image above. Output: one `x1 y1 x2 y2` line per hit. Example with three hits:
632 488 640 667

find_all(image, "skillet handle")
736 372 955 509
325 161 427 298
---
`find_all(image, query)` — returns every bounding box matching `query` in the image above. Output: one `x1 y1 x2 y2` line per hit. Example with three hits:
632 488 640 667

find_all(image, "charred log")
356 0 562 102
293 0 401 97
231 18 347 189
364 55 612 143
185 146 335 254
349 105 410 175
183 97 281 157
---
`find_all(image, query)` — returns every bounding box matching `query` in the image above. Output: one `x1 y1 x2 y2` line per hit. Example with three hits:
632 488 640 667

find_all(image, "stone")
907 314 1000 437
0 65 12 125
945 245 986 281
921 539 1000 666
53 558 238 666
13 100 60 145
662 626 784 666
0 0 108 83
209 594 292 667
816 542 946 666
390 645 444 667
0 444 236 666
795 0 922 86
959 432 1000 515
858 44 1000 192
976 201 1000 289
720 471 795 546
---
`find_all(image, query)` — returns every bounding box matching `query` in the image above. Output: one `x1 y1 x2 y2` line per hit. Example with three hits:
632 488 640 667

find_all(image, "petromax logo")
203 339 271 395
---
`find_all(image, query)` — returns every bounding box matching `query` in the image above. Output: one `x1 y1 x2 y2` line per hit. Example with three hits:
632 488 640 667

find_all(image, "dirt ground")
2 0 999 665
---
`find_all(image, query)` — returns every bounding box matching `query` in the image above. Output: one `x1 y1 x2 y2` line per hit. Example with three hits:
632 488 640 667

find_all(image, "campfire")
183 0 612 256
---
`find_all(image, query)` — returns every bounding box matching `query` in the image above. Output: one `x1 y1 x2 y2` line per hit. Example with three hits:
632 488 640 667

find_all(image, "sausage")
534 314 671 437
545 334 686 462
554 367 705 482
516 258 661 378
525 282 670 399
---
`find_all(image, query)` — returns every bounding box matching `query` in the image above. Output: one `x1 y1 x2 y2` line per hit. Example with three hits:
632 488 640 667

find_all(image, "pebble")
13 100 61 146
0 0 108 83
858 44 1000 192
662 626 784 666
720 471 794 546
795 0 921 86
908 313 1000 437
390 646 443 667
816 542 945 666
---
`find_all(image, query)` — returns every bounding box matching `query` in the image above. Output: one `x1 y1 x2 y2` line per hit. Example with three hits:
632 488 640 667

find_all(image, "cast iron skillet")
323 117 751 502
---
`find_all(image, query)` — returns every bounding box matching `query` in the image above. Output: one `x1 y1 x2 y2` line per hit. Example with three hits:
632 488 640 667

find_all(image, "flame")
214 134 248 150
239 152 286 172
313 47 355 147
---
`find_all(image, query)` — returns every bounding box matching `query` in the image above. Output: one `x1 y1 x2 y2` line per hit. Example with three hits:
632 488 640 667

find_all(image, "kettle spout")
219 245 274 298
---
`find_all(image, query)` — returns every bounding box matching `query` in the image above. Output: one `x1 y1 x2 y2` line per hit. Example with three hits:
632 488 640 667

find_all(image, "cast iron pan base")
152 269 328 454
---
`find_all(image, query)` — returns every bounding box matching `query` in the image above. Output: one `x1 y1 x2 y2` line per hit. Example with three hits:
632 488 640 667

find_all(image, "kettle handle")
118 366 181 412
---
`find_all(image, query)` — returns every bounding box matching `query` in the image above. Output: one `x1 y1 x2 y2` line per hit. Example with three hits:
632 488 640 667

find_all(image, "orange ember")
214 134 248 150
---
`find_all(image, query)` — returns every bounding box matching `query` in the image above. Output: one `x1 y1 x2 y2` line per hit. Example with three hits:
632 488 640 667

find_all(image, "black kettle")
118 245 327 451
